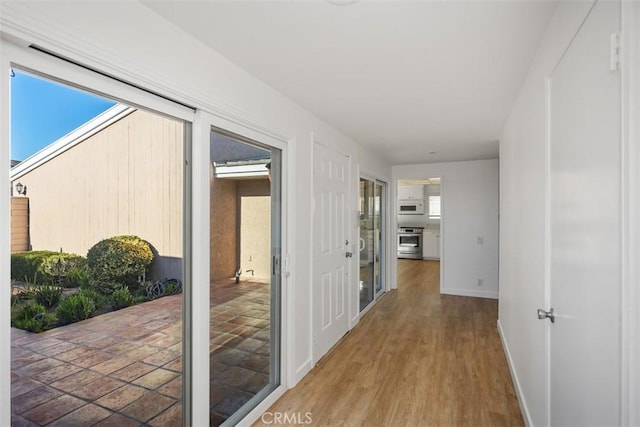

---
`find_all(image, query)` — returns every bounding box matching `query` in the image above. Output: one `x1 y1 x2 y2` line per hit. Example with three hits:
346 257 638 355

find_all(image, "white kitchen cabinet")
422 230 440 259
398 185 424 200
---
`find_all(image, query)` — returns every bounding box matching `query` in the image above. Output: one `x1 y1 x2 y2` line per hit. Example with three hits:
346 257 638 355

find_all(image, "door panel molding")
621 2 640 425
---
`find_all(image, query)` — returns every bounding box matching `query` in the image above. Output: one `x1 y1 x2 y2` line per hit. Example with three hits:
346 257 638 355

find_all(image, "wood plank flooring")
254 259 523 426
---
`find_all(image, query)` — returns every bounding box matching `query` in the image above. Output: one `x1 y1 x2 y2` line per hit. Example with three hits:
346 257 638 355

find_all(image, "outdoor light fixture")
15 182 26 196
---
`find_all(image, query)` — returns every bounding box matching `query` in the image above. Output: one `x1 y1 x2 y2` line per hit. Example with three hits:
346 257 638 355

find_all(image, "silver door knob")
345 252 353 258
537 308 555 323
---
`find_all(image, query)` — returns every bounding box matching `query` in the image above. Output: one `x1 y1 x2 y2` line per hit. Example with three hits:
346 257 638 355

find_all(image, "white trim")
191 110 212 427
0 39 12 427
621 2 640 425
214 163 269 180
498 320 533 427
10 104 135 180
441 288 497 300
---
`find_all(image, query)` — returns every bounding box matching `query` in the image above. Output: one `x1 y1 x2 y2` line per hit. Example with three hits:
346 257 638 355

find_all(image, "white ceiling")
144 1 557 165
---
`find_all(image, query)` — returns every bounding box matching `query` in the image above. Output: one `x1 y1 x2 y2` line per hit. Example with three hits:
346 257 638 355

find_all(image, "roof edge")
10 104 136 180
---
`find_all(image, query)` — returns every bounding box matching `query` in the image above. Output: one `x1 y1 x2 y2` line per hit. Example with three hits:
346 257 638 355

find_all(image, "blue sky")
11 70 116 161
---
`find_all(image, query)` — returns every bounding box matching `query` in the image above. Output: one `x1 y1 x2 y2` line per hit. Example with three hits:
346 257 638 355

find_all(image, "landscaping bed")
10 235 182 333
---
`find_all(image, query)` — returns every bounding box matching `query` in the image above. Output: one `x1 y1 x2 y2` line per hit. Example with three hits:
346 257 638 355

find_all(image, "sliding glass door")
359 178 385 312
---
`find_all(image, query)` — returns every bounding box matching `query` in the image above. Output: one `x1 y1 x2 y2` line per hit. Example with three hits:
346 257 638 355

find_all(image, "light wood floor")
254 260 523 426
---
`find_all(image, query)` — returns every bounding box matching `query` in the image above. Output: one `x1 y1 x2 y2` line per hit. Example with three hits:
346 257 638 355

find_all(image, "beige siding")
239 179 271 280
11 109 183 279
210 171 238 280
11 197 29 253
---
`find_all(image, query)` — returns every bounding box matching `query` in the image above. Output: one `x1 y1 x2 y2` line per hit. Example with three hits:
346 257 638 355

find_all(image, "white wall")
392 159 499 299
497 2 596 425
0 0 390 403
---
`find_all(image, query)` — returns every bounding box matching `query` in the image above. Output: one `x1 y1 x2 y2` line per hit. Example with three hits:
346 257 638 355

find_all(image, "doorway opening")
208 128 281 426
396 178 442 291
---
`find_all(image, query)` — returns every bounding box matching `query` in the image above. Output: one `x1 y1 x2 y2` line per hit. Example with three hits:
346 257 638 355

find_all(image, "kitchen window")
428 195 441 219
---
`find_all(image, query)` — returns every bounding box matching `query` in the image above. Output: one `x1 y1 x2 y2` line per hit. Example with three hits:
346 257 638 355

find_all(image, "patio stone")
120 391 176 423
109 361 155 382
9 414 38 427
158 376 182 399
32 362 82 384
94 413 141 427
12 386 62 414
163 356 183 372
236 337 266 353
132 368 179 389
23 337 64 352
54 346 98 362
17 358 64 376
214 366 256 388
69 377 126 400
47 403 111 426
236 353 269 372
124 344 160 360
70 350 114 368
35 341 78 357
210 384 236 406
148 402 183 427
214 391 255 417
22 394 85 425
211 348 253 366
143 349 180 367
50 369 103 392
96 384 148 410
11 378 43 398
89 356 135 375
242 373 270 394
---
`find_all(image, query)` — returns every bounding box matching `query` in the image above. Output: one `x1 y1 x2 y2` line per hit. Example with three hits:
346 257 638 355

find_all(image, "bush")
77 288 107 309
11 251 86 285
11 302 56 333
56 294 95 325
64 267 90 288
110 286 134 309
34 285 62 309
86 235 153 289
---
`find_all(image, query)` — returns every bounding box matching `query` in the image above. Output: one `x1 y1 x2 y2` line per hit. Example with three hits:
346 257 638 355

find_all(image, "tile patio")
11 279 271 427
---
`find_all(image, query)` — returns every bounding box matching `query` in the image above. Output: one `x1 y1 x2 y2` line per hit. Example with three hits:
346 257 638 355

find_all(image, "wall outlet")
477 236 484 245
477 278 484 287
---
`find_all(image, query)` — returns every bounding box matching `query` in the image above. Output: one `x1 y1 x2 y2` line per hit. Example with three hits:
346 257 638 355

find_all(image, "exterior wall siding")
10 197 29 253
10 109 184 279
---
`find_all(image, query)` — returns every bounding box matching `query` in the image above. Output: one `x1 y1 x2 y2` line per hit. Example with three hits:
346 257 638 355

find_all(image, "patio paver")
11 278 272 426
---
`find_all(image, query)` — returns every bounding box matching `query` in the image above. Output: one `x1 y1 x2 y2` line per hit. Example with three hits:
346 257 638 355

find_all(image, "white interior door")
548 1 621 425
313 142 349 360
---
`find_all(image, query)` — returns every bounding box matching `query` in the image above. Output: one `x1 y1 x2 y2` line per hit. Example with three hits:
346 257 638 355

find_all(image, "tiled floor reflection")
11 278 271 427
209 279 270 426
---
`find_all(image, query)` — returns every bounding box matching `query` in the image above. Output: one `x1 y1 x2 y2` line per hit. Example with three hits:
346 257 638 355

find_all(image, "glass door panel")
374 183 384 296
209 129 281 426
359 179 375 311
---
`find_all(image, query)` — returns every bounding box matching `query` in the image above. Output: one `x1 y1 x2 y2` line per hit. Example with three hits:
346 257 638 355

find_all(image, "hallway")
256 260 523 426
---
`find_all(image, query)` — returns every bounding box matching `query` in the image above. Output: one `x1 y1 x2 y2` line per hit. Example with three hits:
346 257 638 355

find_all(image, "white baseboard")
441 287 498 299
497 319 533 427
291 358 313 388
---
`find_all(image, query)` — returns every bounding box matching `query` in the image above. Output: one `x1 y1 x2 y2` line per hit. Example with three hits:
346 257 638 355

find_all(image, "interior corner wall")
392 159 499 299
497 2 594 425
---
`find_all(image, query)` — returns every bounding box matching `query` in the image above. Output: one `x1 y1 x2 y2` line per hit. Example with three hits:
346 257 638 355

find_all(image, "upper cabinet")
398 184 424 200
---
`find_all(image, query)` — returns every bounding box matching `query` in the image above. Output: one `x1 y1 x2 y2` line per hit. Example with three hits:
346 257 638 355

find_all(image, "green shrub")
56 294 95 325
11 302 56 333
77 288 107 309
11 251 86 285
86 235 153 289
110 286 133 309
34 285 62 309
64 267 90 288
